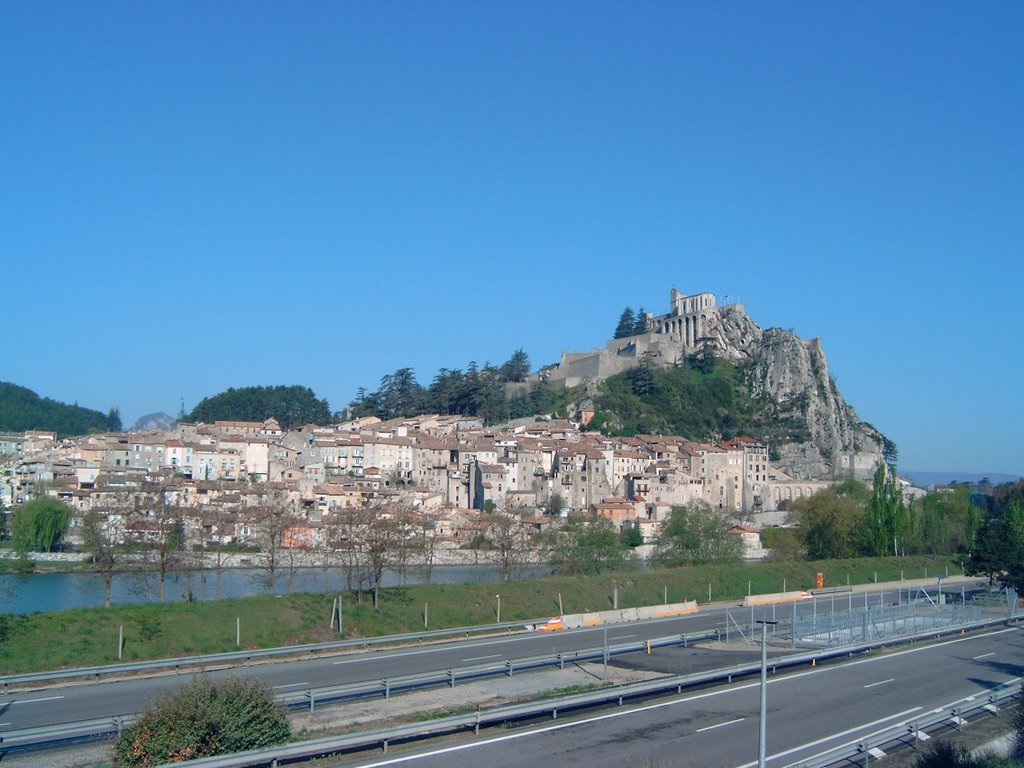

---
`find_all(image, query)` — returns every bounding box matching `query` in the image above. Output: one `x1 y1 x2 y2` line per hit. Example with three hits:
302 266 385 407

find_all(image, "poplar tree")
866 464 909 557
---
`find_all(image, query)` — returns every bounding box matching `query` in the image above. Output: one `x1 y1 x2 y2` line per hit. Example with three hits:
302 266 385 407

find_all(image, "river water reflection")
0 564 552 614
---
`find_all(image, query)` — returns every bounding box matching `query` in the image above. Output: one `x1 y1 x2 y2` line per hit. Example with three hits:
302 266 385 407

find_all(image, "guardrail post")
449 669 456 688
382 738 388 754
506 660 513 678
383 679 390 700
307 690 315 712
557 653 564 670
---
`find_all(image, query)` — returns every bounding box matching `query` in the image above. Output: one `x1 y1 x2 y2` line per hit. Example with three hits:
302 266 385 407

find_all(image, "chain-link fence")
724 585 1019 649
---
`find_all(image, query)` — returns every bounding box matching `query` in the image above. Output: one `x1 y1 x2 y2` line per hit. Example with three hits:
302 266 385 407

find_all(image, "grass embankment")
0 555 961 675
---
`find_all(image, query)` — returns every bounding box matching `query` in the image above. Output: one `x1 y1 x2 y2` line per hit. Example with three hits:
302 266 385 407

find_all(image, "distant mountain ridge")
903 471 1021 487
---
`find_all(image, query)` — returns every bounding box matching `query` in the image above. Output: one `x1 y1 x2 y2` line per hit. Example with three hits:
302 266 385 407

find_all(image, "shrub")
112 677 290 766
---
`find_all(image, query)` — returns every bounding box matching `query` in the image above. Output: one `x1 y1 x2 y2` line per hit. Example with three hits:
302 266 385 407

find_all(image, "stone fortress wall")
538 289 744 388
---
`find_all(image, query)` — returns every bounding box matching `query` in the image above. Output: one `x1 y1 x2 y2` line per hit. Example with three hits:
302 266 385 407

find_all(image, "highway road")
337 624 1024 768
0 609 723 730
0 579 990 732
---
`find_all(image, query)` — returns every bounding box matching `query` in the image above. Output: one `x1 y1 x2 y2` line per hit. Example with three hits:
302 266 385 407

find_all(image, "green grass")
0 555 962 674
410 705 479 721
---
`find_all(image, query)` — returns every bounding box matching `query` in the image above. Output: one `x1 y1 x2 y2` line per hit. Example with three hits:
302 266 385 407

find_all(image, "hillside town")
0 414 849 562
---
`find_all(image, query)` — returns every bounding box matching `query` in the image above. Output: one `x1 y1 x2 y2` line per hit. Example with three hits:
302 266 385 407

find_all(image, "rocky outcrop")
131 411 177 431
704 306 884 480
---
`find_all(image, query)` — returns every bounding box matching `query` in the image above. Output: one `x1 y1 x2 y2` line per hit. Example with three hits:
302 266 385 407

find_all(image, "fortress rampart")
537 289 741 388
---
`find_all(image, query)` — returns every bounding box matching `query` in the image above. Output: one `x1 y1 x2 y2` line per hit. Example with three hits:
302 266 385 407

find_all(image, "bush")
112 677 290 766
913 741 1018 768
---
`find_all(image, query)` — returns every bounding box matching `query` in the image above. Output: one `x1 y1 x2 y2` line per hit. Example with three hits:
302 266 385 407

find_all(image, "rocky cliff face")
704 305 884 480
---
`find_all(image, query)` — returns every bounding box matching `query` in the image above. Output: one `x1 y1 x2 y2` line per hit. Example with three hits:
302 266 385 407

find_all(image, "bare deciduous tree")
250 488 300 594
361 501 407 608
327 505 372 603
80 505 135 608
415 507 444 584
137 482 186 603
481 504 534 581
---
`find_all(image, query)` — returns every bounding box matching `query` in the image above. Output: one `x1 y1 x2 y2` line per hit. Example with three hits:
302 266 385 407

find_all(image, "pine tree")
632 307 648 335
498 349 531 383
614 307 636 339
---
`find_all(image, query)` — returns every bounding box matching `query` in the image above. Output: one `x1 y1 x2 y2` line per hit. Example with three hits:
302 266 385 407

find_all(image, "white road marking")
777 628 1017 685
614 634 637 639
273 682 310 689
463 655 501 662
352 681 763 766
864 678 895 688
332 639 509 665
973 652 995 660
8 695 64 705
351 633 1018 767
734 707 924 768
696 718 744 733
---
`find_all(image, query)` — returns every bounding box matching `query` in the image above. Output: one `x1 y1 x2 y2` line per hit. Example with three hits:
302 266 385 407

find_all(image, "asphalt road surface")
337 624 1024 768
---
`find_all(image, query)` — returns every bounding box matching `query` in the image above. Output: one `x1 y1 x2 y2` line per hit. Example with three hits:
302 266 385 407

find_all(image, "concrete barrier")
652 601 700 617
537 601 699 631
743 590 812 607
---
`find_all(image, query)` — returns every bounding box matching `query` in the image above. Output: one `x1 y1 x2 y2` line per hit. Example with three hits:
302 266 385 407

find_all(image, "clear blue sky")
3 2 1021 476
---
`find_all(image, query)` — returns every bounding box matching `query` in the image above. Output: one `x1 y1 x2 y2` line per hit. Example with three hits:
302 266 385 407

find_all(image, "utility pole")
758 619 778 768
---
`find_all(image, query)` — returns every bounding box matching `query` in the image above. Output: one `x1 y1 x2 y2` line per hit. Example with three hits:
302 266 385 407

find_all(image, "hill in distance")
0 382 117 437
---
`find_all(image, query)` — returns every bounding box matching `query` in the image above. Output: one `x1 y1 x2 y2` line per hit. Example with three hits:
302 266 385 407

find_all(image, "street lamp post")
758 619 778 768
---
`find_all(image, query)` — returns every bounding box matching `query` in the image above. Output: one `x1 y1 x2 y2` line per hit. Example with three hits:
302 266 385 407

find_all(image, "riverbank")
0 555 963 675
0 541 552 572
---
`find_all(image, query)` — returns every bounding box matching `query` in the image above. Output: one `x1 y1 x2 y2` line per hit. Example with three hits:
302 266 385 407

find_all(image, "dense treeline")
0 382 118 436
348 350 577 425
767 476 1024 593
187 385 332 429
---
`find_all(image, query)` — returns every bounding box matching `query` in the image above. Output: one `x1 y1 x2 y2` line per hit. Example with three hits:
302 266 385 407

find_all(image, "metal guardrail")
790 679 1022 768
4 614 1020 761
0 619 542 689
0 715 138 751
272 629 720 711
0 629 717 753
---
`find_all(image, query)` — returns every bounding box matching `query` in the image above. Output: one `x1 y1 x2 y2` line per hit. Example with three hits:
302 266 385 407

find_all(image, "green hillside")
587 358 808 449
0 382 116 437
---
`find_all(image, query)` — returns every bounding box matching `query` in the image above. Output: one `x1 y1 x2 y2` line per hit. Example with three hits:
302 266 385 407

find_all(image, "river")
0 564 552 614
